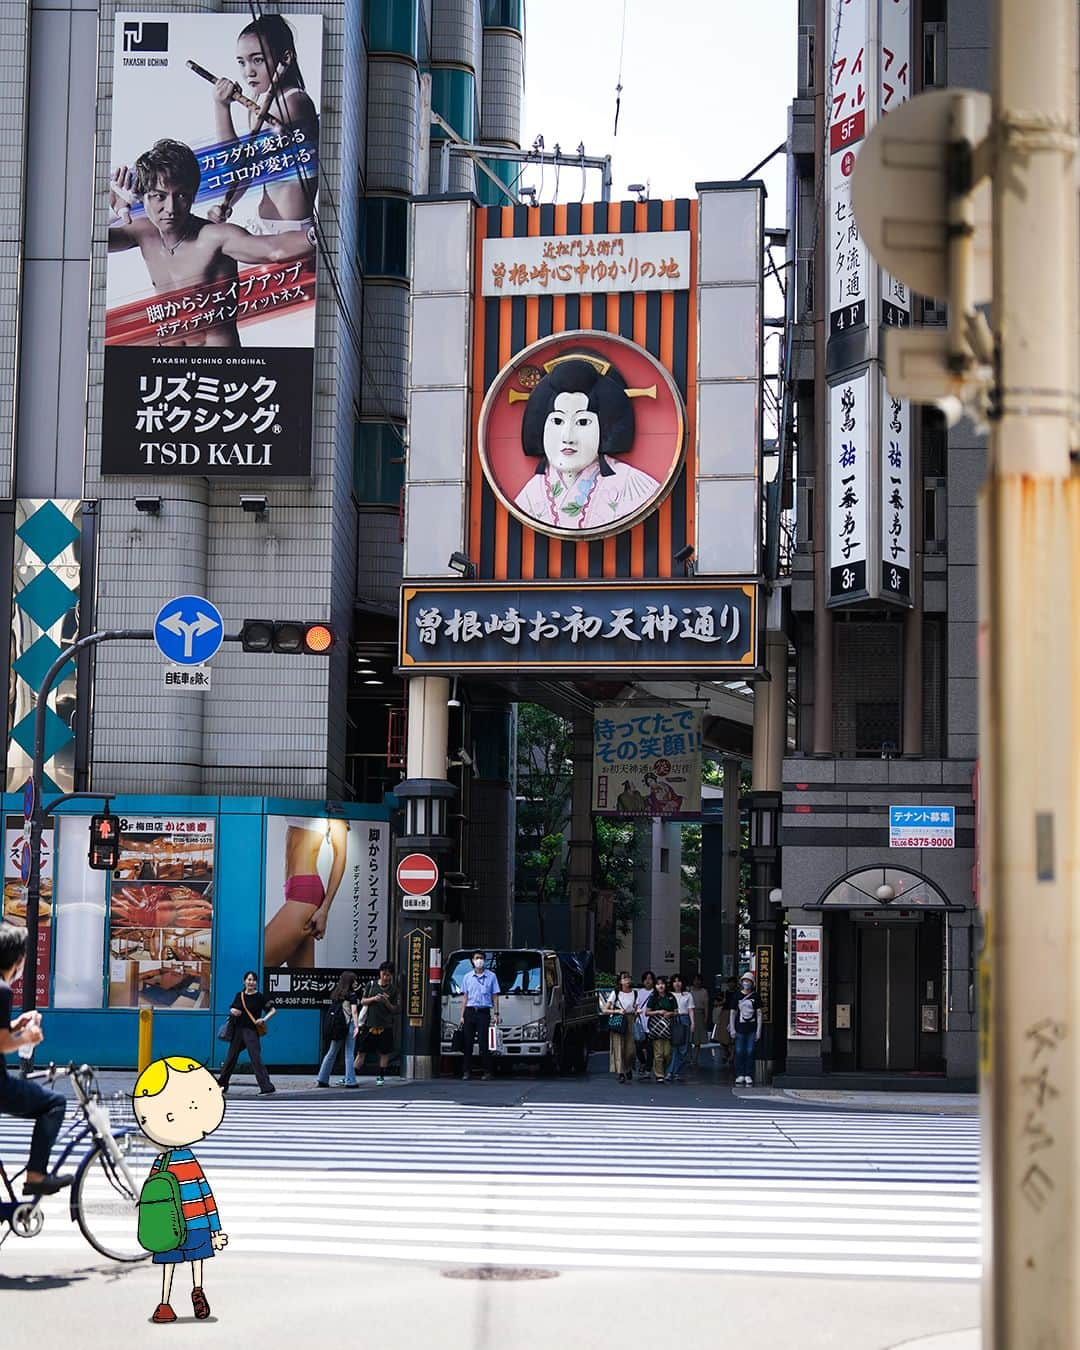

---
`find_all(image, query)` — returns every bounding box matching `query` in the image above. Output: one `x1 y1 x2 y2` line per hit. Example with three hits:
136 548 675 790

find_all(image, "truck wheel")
558 1032 576 1075
545 1033 564 1076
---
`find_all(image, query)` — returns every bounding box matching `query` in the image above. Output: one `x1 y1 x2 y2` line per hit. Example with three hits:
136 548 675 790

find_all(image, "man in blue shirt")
460 952 501 1081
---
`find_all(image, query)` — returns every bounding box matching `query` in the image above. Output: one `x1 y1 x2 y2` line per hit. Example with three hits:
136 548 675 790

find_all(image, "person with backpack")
132 1056 228 1323
315 970 359 1089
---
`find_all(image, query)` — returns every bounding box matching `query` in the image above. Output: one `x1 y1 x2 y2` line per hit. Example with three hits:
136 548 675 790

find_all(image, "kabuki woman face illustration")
522 355 635 481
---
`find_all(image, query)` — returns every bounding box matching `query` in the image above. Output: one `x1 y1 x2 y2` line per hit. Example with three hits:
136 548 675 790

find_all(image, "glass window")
354 422 405 506
482 0 524 30
53 816 108 1007
366 0 419 57
361 197 409 279
443 951 543 996
430 69 476 142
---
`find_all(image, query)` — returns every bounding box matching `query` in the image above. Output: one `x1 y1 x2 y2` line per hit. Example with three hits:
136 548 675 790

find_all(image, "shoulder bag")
647 1006 673 1040
216 1018 234 1042
608 990 632 1032
671 1013 689 1048
242 991 267 1036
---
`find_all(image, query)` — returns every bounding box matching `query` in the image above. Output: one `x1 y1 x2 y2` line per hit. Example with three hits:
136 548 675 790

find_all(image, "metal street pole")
981 1 1080 1345
20 629 154 1016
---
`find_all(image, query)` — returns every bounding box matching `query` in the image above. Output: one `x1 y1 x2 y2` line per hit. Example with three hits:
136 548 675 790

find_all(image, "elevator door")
858 924 918 1071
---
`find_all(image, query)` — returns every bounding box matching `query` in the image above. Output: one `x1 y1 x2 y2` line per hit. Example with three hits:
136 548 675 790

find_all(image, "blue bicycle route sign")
154 595 225 666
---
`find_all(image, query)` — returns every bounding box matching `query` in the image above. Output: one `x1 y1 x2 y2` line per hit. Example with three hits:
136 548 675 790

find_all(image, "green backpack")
137 1152 187 1254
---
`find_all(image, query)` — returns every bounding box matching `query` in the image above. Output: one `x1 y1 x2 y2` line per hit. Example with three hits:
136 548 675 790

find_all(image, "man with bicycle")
0 922 72 1195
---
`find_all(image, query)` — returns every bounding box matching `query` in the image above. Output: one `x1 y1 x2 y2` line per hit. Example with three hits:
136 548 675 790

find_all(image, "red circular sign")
840 151 856 178
396 853 439 896
478 330 686 541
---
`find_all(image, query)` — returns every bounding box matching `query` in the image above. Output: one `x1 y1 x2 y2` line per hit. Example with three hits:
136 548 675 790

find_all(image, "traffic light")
240 620 335 654
89 814 121 871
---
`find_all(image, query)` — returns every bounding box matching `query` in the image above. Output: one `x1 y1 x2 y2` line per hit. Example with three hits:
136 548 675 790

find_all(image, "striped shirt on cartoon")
151 1149 221 1234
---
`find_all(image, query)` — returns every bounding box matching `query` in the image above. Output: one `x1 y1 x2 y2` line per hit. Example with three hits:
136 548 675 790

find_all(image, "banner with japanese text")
592 707 702 818
107 816 214 1009
400 582 757 674
103 13 322 476
263 815 390 1008
827 371 870 603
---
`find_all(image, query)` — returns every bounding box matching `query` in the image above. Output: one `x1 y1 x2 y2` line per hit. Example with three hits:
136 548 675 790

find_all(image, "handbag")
672 1016 689 1048
633 1016 647 1044
241 991 267 1037
451 1024 465 1054
216 1019 233 1042
647 1012 672 1040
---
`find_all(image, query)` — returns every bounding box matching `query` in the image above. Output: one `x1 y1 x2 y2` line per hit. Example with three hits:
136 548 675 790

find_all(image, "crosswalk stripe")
0 1098 981 1280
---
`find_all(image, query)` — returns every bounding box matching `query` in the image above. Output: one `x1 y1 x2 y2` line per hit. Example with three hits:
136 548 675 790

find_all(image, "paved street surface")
0 1073 981 1347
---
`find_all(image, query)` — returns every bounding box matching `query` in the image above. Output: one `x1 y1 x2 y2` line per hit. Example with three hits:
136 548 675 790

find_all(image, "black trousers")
219 1026 273 1091
462 1007 492 1076
0 1071 66 1174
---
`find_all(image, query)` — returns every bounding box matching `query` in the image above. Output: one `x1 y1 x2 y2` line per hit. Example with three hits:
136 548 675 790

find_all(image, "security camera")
240 494 269 518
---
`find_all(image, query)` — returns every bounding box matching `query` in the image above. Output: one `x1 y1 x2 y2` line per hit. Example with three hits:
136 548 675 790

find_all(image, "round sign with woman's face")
477 331 686 540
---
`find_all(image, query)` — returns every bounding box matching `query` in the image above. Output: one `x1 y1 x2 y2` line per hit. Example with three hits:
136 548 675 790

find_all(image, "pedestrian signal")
89 814 121 871
240 620 335 655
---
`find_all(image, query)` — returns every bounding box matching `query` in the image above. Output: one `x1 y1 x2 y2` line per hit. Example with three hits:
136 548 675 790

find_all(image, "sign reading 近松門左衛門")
102 13 323 478
481 232 690 298
400 583 756 675
592 707 702 818
889 805 955 849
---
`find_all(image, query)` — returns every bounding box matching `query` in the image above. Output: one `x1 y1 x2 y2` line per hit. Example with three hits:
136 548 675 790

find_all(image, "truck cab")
440 948 596 1074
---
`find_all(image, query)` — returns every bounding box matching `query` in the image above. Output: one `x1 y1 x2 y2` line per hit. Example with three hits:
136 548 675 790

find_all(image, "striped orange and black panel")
468 199 697 582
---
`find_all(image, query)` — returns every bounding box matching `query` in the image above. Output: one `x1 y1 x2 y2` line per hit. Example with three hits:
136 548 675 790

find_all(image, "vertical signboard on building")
827 0 869 334
263 816 390 1007
103 14 322 477
828 371 870 602
788 925 823 1039
827 0 914 606
107 816 214 1008
880 377 912 603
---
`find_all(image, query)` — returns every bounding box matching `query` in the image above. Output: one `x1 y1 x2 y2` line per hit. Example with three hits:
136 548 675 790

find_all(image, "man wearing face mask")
460 952 501 1081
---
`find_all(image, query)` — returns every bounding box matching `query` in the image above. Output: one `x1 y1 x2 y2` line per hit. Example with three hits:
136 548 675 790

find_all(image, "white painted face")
542 392 601 475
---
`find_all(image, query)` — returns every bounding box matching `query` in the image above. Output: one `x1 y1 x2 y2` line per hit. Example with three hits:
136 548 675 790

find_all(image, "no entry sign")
397 853 439 897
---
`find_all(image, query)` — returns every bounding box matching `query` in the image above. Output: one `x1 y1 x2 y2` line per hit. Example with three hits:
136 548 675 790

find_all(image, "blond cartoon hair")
132 1056 204 1099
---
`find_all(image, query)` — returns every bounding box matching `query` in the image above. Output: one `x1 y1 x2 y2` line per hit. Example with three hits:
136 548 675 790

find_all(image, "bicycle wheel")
72 1131 156 1262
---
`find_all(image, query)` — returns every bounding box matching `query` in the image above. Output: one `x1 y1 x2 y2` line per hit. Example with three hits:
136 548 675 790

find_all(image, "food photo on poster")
263 816 390 1007
2 816 54 1006
106 817 214 1009
103 12 323 477
478 331 686 539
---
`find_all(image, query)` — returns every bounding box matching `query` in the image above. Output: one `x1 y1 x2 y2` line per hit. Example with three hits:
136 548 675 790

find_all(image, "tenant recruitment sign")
103 13 323 477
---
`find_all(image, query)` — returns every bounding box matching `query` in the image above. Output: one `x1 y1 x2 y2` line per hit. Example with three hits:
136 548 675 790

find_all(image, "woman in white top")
602 971 639 1083
668 972 696 1083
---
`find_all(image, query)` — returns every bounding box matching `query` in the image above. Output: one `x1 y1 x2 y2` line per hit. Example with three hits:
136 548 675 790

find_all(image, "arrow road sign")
397 853 439 897
154 595 225 666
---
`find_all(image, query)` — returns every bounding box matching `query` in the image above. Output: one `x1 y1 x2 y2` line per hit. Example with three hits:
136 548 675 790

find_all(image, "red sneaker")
151 1303 176 1323
191 1287 211 1320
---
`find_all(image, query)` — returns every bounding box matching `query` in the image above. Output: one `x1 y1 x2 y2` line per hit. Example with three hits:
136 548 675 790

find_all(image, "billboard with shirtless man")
103 13 323 476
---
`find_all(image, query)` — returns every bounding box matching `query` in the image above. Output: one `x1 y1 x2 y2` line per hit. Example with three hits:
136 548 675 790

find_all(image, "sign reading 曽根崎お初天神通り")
400 583 756 674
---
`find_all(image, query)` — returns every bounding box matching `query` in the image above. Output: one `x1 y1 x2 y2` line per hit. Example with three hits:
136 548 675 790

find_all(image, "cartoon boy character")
132 1057 228 1324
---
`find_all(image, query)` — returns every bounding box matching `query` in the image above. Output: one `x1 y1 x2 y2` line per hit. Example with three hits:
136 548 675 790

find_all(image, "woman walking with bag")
667 972 695 1083
315 971 359 1089
218 970 277 1095
602 971 638 1083
646 974 677 1083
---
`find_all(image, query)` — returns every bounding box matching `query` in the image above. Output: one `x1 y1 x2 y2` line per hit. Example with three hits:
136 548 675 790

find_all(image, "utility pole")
980 1 1079 1344
852 1 1078 1339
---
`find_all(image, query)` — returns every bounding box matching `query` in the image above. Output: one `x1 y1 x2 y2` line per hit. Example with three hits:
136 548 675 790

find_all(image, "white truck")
440 948 598 1075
